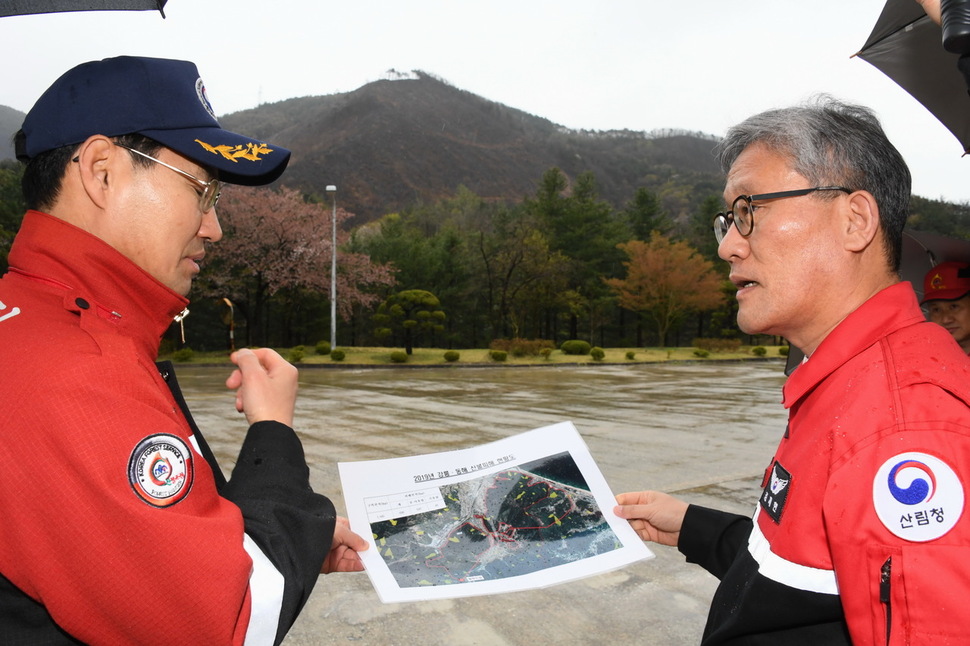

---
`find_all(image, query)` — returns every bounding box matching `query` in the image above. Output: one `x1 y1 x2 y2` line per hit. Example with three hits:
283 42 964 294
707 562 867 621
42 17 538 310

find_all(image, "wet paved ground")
179 360 789 645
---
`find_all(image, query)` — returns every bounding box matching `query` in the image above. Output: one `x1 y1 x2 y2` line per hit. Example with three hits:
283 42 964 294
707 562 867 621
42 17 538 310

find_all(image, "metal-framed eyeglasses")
713 186 852 244
114 142 222 212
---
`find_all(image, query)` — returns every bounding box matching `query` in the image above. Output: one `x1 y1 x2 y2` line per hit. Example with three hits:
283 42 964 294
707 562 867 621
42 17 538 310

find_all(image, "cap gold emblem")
195 139 274 163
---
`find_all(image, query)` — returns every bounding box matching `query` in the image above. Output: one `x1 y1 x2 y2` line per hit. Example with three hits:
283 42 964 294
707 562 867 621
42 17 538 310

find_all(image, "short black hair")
19 133 164 212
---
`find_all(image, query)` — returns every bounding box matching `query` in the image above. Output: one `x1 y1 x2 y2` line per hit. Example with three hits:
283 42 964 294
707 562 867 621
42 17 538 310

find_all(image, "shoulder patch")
873 452 963 542
128 434 194 508
760 461 791 523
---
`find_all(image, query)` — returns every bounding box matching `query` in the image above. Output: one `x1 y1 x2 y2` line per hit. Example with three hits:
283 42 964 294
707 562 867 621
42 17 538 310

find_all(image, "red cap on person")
922 262 970 304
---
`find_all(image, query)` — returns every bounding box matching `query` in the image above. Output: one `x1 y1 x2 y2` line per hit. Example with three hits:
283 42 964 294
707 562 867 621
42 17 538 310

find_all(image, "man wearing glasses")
0 57 366 644
616 98 970 643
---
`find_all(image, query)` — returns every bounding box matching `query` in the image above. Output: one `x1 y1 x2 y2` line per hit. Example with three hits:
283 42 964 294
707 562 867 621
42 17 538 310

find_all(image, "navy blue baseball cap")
18 56 290 186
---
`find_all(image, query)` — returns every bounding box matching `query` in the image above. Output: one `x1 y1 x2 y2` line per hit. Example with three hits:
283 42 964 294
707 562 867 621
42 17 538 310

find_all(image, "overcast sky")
2 0 968 203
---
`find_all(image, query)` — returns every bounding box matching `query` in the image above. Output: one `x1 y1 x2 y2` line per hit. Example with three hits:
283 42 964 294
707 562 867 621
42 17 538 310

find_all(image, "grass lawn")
161 345 790 367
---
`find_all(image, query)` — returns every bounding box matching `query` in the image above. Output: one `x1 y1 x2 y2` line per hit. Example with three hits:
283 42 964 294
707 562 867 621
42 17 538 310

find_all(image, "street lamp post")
326 185 337 350
222 297 235 352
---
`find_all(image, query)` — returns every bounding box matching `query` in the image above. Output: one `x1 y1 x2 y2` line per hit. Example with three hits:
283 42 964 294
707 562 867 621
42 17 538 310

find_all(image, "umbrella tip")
156 0 166 18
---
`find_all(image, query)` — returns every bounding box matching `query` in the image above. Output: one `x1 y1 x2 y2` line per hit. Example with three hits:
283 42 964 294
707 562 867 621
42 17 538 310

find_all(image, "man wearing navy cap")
922 262 970 354
0 56 366 645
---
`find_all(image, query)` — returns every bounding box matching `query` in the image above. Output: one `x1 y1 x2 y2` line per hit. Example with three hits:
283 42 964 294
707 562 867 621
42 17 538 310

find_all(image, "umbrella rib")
903 231 939 268
853 15 927 57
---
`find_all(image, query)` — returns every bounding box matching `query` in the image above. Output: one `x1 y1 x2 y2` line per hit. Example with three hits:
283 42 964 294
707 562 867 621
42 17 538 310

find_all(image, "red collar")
782 282 925 408
6 210 189 357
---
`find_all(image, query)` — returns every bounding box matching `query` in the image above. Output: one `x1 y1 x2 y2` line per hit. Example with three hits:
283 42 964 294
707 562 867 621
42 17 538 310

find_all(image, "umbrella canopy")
856 0 970 154
0 0 166 18
783 228 970 374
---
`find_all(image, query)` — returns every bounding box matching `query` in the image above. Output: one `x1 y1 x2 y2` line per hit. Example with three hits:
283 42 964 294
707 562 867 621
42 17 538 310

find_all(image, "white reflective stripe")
747 510 840 596
243 533 285 646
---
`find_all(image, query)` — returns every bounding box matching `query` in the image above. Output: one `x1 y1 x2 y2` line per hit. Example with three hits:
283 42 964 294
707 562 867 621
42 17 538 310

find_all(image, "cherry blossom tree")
200 186 394 346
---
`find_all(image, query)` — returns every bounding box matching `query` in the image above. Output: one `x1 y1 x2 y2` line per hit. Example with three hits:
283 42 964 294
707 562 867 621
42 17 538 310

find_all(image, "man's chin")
736 314 769 337
168 277 193 298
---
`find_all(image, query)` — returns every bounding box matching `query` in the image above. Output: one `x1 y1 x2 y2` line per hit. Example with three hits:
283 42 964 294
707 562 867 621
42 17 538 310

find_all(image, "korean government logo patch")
128 434 194 508
873 452 963 542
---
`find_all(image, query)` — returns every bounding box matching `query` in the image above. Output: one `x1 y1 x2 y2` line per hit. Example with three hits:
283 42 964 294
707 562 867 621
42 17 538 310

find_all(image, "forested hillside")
2 72 969 353
218 71 725 227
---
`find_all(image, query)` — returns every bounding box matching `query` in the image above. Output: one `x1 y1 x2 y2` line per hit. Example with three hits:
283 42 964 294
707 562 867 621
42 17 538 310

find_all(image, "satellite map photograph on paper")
369 451 622 588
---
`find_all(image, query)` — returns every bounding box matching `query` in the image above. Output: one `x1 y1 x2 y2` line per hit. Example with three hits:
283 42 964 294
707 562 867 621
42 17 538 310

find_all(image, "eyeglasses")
713 186 852 244
114 142 221 212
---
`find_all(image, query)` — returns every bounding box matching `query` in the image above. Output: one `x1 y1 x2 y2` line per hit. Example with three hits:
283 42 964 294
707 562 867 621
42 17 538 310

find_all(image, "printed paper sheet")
338 421 654 602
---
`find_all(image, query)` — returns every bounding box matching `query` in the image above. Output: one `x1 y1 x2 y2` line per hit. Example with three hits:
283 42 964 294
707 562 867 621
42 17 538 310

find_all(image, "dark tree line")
3 159 970 353
348 169 733 351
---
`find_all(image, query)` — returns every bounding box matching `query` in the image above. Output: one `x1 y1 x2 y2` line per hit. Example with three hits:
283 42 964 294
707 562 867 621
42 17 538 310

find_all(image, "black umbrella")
0 0 166 18
856 0 970 154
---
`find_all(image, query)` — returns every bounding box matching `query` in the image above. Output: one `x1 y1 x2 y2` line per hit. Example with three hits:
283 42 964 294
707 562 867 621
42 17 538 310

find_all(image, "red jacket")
680 282 970 644
0 211 334 645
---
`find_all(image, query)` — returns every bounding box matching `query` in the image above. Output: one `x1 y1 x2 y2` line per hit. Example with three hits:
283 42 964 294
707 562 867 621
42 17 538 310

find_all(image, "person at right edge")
922 262 970 354
615 96 970 643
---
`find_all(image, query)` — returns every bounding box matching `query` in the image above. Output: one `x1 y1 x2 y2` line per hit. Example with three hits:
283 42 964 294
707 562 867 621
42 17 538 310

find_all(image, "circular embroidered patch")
195 77 216 119
873 452 963 542
128 434 194 508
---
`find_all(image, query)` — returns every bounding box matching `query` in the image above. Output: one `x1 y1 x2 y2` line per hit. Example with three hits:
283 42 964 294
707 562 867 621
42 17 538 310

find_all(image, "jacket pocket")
867 545 903 646
879 556 892 645
866 543 970 644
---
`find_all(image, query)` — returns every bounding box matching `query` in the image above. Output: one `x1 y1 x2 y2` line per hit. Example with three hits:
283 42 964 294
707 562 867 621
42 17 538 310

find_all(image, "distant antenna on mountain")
381 69 420 81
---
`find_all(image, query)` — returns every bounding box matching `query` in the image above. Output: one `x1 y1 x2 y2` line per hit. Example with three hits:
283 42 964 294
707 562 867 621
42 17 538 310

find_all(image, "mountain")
219 71 725 226
1 71 726 225
0 105 23 160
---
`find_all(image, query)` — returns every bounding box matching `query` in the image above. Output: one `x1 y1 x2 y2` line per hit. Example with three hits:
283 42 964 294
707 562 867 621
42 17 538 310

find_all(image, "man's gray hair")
715 96 911 273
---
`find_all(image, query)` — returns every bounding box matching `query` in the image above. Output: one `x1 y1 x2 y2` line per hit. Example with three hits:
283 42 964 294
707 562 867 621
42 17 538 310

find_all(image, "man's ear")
71 136 119 210
842 190 881 253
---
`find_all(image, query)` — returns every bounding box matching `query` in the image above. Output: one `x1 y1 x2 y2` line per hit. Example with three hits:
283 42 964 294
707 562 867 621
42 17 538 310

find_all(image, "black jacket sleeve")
677 504 752 580
221 421 336 646
157 363 335 646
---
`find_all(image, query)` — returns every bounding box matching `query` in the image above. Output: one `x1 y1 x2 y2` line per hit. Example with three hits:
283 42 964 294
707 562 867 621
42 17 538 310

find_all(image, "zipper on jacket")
880 557 892 645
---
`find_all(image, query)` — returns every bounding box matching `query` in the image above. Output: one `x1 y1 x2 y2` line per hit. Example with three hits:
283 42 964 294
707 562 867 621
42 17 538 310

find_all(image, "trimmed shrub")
692 338 742 353
490 338 555 357
315 340 331 355
287 348 305 363
489 350 508 362
779 346 790 357
540 347 553 360
751 346 767 357
172 347 194 362
693 348 710 358
625 350 636 360
590 347 605 361
560 340 591 355
443 350 460 362
330 349 346 361
390 351 408 363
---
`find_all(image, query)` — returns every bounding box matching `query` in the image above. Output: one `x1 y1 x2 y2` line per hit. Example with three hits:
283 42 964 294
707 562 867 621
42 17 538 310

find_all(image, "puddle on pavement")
176 361 790 646
178 361 788 500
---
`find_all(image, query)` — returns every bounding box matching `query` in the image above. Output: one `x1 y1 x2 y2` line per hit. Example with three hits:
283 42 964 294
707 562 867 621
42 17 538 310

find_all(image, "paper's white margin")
339 421 653 603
